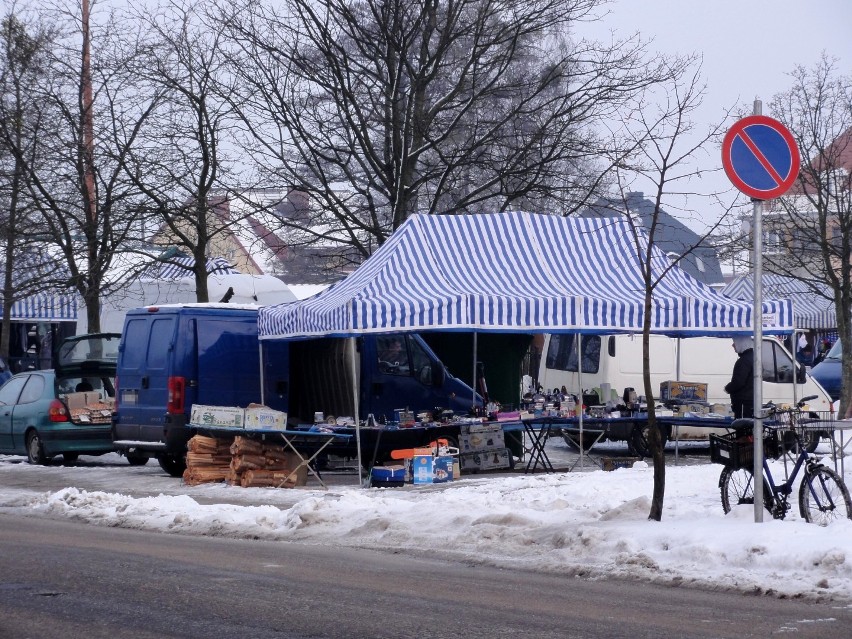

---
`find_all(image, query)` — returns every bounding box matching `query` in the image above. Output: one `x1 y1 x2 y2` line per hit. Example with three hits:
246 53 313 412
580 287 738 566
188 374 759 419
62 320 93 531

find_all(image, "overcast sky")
578 0 852 227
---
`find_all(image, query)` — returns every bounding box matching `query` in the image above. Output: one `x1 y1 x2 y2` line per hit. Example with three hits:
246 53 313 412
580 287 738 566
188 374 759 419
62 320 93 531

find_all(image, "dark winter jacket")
725 347 754 418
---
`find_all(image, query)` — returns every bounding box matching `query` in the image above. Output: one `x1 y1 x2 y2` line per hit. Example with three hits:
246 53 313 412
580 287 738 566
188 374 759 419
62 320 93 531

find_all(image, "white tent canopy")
258 212 793 340
80 260 298 334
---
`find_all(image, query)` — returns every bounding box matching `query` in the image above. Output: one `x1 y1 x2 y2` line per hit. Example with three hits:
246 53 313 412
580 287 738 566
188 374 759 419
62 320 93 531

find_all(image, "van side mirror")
796 365 807 384
431 362 446 387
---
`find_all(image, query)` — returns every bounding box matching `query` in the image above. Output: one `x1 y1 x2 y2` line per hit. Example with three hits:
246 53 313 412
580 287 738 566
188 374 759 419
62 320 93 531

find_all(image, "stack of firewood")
227 436 306 488
182 435 234 486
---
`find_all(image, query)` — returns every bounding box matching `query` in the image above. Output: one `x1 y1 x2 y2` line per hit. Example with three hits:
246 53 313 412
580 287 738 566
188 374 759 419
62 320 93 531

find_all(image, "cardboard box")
65 392 89 411
711 403 730 415
244 407 288 430
459 424 505 453
659 381 708 403
432 456 454 483
602 456 642 471
459 448 511 471
190 404 245 428
412 454 435 484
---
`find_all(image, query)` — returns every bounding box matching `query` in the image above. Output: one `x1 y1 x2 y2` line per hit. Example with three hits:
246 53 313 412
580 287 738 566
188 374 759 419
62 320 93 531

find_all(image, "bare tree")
764 55 852 415
119 0 265 302
0 1 161 333
218 0 674 266
0 8 68 359
603 59 734 521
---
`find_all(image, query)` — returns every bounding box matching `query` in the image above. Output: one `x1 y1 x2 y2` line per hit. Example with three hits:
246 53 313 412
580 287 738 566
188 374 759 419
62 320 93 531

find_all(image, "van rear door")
194 317 264 408
115 313 177 443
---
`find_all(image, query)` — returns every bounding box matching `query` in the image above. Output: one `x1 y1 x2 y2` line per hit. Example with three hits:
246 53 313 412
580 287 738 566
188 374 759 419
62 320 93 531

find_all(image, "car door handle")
141 376 149 389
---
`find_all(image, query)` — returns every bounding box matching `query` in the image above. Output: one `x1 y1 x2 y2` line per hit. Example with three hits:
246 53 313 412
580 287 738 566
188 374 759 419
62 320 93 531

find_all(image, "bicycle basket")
709 429 780 469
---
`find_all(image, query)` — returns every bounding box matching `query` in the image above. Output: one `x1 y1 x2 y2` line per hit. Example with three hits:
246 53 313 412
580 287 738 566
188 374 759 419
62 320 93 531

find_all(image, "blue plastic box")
370 465 406 487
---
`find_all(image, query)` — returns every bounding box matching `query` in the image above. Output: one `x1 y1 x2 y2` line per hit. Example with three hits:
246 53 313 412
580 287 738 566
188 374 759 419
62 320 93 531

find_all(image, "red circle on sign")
722 115 800 200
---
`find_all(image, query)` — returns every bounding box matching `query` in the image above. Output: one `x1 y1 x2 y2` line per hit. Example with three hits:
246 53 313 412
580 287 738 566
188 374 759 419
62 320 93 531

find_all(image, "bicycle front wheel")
799 466 852 525
720 466 772 515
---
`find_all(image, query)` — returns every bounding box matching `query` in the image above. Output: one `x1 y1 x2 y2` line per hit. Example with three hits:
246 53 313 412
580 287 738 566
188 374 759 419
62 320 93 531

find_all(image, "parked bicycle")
709 395 852 525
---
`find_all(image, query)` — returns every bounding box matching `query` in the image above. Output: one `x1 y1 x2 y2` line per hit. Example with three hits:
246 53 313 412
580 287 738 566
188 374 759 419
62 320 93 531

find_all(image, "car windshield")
825 339 842 361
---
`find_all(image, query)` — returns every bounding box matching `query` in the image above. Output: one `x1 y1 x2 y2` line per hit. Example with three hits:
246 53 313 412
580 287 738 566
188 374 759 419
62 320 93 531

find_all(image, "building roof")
577 192 725 285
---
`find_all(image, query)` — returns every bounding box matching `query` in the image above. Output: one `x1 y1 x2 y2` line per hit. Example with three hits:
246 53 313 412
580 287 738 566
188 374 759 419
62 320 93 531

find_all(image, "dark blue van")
114 305 481 476
113 305 289 476
811 340 842 401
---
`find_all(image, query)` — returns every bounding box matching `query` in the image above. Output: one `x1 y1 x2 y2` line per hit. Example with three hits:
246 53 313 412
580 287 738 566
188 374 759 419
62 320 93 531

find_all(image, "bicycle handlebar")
763 395 818 414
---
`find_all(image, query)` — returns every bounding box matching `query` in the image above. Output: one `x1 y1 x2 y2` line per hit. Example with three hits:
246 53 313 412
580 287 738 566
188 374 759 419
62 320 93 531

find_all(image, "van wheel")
126 452 150 466
157 453 186 477
799 429 821 454
627 423 668 458
26 431 49 465
784 428 821 454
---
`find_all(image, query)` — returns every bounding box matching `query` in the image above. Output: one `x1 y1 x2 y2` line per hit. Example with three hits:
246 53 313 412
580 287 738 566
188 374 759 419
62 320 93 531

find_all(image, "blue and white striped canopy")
258 212 793 339
721 273 835 330
3 292 77 322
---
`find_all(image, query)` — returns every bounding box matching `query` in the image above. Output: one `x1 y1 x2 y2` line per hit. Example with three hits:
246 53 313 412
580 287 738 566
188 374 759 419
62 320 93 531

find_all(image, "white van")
537 333 834 450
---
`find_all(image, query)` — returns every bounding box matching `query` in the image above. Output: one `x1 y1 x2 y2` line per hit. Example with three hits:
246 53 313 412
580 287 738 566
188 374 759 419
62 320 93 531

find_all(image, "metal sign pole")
722 101 800 525
578 334 584 469
752 99 765 523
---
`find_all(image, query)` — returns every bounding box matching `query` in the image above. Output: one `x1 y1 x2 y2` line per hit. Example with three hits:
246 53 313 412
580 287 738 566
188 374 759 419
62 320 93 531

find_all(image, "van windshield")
825 340 842 361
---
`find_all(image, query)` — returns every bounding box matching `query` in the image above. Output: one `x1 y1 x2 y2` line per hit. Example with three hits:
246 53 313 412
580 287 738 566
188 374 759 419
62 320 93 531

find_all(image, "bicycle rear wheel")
799 466 852 525
719 466 772 515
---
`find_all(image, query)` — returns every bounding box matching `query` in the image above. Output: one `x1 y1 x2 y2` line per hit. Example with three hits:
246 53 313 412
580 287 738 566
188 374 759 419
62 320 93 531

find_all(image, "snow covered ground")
2 439 852 604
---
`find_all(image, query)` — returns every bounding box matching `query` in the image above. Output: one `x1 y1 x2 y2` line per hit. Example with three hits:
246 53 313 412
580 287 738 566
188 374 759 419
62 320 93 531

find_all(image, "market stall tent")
721 273 835 330
258 212 793 339
2 292 77 322
256 212 795 480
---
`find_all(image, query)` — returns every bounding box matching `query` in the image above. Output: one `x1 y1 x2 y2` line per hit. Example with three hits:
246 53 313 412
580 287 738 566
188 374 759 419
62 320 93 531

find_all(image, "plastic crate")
709 429 779 469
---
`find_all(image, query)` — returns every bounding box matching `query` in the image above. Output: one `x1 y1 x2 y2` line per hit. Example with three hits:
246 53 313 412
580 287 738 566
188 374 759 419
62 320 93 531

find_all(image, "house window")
763 229 783 254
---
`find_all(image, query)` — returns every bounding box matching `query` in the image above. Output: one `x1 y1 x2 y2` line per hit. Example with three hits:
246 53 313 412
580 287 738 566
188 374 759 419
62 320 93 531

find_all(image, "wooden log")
230 436 264 456
182 466 230 486
186 451 232 467
231 454 268 471
187 434 233 454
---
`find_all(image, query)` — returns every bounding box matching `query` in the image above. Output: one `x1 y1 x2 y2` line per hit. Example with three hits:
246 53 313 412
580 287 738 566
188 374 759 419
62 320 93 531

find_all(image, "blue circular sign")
722 115 800 200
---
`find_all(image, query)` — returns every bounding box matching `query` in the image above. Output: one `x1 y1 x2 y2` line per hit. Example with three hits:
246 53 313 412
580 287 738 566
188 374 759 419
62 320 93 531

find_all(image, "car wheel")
627 423 669 458
126 452 149 466
62 452 79 463
800 429 821 454
157 453 186 477
26 430 49 465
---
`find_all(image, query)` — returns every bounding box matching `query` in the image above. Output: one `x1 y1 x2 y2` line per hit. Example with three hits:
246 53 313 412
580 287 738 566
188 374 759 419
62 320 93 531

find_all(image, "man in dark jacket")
725 336 755 418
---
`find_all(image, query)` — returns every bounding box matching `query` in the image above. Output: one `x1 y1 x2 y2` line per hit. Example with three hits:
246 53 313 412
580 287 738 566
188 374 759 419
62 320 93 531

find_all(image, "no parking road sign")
722 115 800 200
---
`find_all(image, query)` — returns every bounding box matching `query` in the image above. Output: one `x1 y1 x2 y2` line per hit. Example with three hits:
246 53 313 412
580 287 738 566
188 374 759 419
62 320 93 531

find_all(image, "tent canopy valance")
258 212 793 340
2 292 77 322
721 273 835 330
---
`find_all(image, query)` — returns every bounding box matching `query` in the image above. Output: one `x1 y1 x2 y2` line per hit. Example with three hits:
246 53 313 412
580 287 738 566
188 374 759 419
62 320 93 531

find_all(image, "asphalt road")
1 513 850 639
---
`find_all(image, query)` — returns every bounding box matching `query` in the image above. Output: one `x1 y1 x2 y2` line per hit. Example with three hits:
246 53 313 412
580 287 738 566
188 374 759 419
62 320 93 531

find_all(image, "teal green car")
0 333 144 464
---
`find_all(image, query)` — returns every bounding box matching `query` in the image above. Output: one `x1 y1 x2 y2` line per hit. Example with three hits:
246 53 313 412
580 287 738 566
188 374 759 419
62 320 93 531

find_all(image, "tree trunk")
645 285 665 521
